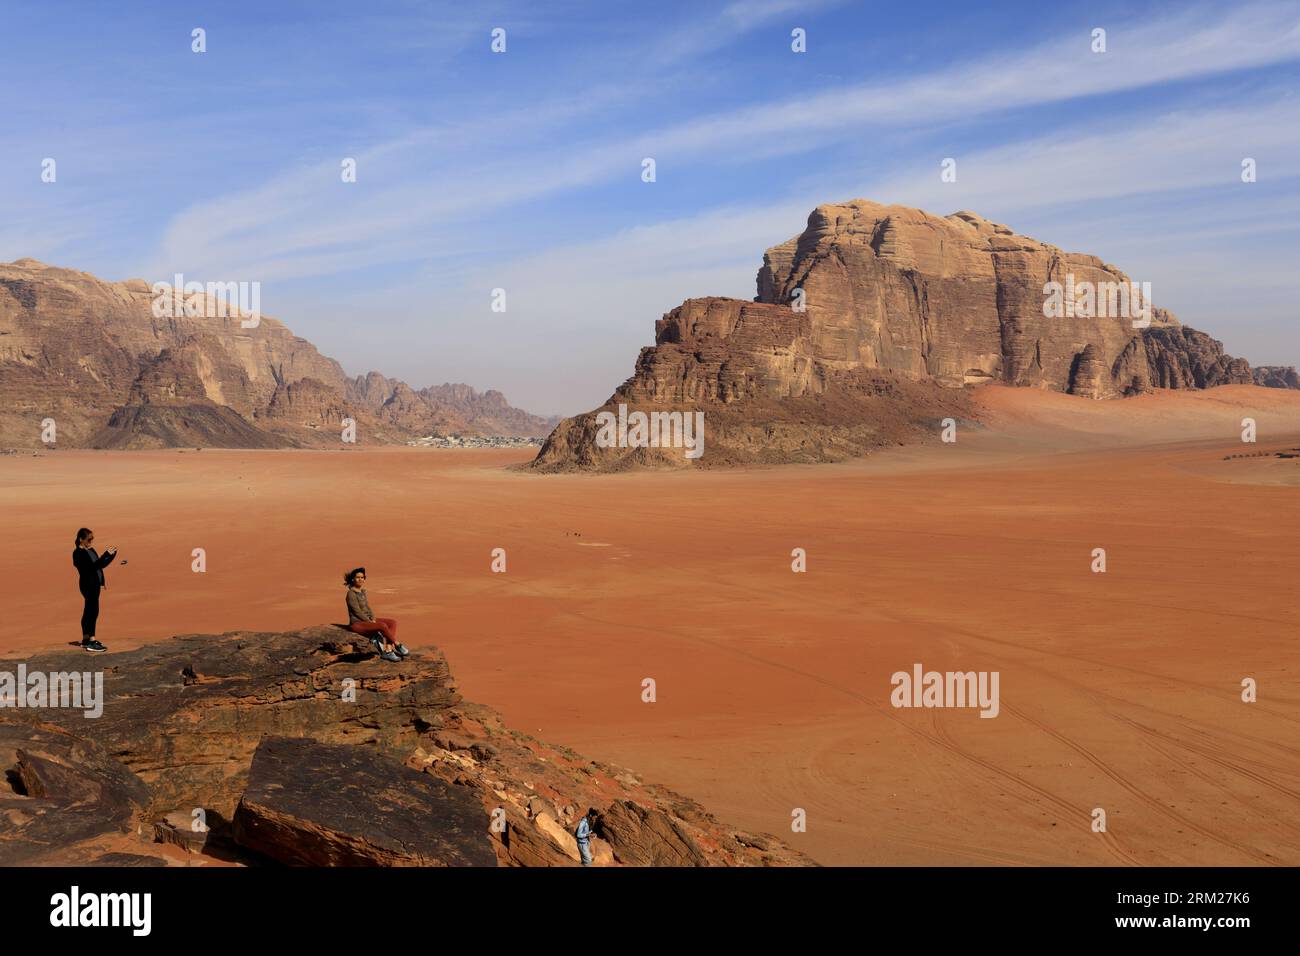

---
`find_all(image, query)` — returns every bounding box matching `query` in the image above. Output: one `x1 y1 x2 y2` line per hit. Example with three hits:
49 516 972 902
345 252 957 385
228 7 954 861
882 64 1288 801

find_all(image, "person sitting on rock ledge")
343 567 408 663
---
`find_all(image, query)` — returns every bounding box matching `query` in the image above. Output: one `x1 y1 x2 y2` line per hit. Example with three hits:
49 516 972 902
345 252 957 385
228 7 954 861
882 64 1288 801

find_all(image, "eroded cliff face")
535 199 1288 471
0 259 557 448
753 200 1256 398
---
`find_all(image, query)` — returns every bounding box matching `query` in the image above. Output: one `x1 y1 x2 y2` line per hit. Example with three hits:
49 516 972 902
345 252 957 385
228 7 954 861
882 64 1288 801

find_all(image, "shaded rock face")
0 259 556 448
0 722 152 864
634 298 815 404
0 628 811 867
1140 326 1253 390
262 377 349 430
233 737 496 866
90 402 294 450
598 800 709 866
126 337 257 408
535 199 1292 470
1067 344 1108 400
1253 365 1300 389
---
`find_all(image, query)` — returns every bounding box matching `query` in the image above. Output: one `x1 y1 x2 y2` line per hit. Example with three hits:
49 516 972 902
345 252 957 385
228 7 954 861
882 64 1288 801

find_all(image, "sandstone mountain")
535 200 1296 471
0 259 559 449
0 627 811 867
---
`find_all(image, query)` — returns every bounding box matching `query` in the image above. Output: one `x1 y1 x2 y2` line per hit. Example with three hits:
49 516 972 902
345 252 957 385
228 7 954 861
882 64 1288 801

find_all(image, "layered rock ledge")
0 627 810 867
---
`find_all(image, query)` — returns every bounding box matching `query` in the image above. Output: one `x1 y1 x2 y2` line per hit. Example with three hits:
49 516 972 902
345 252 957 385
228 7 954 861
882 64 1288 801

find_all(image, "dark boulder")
233 736 497 866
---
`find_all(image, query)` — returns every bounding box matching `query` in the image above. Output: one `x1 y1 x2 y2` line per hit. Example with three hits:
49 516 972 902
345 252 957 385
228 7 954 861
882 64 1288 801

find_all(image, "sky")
2 0 1298 416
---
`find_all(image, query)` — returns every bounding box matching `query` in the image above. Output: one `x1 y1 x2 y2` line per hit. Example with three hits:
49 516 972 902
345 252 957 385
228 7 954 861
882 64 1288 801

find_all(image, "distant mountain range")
536 199 1299 470
0 259 559 448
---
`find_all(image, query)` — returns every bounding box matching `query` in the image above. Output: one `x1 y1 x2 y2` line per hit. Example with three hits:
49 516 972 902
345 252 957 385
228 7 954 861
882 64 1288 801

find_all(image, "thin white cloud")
650 0 843 62
145 2 1300 284
866 96 1300 220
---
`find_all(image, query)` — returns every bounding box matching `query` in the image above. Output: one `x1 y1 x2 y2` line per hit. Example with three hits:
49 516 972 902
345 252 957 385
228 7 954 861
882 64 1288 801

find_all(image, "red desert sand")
2 384 1297 866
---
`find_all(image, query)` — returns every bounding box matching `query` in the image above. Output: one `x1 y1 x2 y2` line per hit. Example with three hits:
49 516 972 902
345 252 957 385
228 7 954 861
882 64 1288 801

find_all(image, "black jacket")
73 546 115 590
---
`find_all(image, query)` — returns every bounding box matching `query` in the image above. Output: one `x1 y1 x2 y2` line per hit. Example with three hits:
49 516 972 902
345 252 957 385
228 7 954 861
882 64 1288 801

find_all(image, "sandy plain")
2 384 1297 866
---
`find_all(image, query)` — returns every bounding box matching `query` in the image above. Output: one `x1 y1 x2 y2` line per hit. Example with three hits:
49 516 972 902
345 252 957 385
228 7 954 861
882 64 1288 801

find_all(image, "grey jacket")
346 587 375 623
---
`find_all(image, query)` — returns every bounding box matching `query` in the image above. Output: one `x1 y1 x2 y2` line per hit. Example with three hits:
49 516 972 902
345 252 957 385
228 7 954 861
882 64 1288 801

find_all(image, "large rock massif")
0 628 810 867
535 200 1295 470
0 259 558 449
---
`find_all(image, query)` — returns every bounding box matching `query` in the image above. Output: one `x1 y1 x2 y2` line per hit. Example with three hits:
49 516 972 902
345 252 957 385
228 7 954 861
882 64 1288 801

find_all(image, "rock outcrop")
0 259 558 448
0 628 811 867
0 722 152 865
756 202 1180 394
1139 326 1253 391
535 199 1293 469
597 800 710 866
233 736 497 866
90 401 292 450
262 377 350 431
1253 365 1300 389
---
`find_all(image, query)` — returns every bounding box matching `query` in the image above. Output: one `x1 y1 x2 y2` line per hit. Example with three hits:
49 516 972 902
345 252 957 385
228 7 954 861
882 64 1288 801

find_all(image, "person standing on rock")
72 527 115 653
575 808 599 866
344 567 408 662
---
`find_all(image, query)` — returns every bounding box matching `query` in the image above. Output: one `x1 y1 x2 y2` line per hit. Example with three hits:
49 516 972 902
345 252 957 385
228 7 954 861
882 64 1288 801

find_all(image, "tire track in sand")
925 706 1141 866
488 573 1144 865
1001 701 1276 865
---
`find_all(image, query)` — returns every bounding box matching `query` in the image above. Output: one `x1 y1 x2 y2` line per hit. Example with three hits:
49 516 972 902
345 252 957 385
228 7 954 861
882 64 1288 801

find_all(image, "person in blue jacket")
575 808 599 866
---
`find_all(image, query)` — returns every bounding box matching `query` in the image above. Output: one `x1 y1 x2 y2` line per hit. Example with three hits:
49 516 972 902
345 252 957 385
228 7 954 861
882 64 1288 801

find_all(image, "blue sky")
3 0 1298 415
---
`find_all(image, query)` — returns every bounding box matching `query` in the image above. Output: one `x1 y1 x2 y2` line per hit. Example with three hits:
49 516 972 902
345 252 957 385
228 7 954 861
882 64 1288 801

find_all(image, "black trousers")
80 585 100 638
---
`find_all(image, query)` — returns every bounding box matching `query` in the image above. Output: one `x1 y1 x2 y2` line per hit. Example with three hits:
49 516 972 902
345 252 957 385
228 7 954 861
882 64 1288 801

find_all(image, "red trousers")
348 617 398 642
